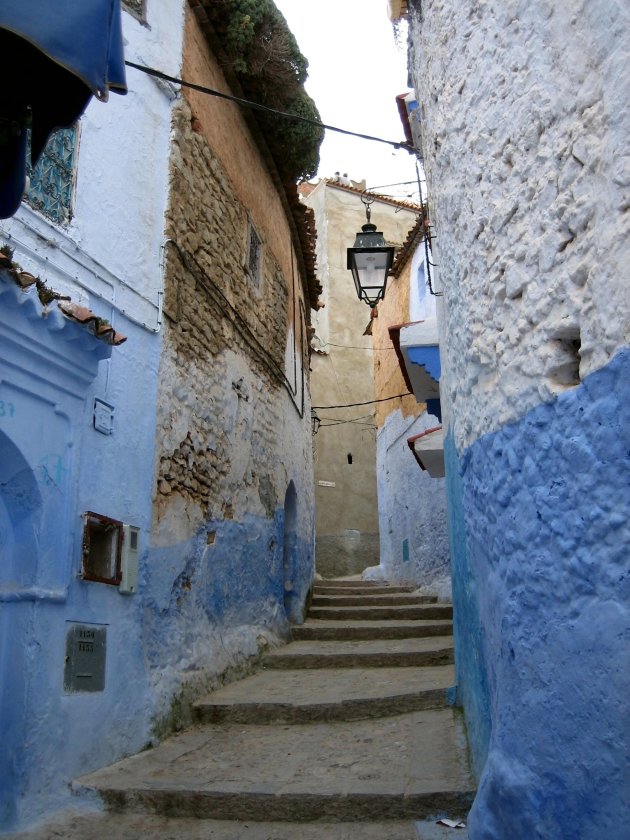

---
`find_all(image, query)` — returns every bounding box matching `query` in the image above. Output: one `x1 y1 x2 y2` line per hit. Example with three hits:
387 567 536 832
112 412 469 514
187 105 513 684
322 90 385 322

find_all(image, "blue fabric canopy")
0 0 127 218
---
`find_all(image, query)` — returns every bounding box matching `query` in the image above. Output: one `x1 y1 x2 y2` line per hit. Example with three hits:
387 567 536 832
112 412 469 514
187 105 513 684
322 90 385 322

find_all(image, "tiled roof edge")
0 262 126 349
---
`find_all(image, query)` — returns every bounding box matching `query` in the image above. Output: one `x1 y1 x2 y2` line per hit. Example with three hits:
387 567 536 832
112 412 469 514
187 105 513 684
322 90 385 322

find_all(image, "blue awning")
0 0 127 100
0 0 127 218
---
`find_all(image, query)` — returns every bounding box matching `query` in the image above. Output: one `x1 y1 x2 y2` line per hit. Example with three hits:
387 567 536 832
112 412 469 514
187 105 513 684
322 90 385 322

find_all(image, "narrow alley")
1 2 627 838
9 580 473 839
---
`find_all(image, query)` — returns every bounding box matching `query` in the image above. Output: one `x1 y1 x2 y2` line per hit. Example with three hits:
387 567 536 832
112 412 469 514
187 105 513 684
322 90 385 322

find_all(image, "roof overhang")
389 319 440 403
408 426 445 478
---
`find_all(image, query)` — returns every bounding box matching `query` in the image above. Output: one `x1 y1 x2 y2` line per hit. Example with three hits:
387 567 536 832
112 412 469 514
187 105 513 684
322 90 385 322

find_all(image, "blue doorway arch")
282 481 298 621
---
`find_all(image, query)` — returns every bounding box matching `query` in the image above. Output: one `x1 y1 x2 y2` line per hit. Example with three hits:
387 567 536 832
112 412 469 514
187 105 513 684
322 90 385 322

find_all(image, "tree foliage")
204 0 324 183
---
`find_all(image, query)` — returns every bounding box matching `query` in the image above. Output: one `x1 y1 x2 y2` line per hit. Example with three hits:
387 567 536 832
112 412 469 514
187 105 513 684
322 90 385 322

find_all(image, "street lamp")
346 195 395 308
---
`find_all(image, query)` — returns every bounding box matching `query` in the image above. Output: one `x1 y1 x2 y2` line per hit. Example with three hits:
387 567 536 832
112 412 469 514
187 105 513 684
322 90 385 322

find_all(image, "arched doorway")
0 430 41 588
282 481 297 621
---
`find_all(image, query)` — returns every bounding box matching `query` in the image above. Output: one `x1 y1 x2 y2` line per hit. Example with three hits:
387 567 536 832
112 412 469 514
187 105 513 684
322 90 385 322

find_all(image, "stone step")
313 584 417 595
262 636 454 669
193 665 455 724
308 604 453 621
312 593 437 607
75 710 475 822
314 579 384 588
5 812 470 840
292 618 453 641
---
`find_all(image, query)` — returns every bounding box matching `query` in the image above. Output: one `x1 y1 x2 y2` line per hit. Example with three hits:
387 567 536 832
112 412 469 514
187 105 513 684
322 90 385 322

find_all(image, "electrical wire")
125 60 419 154
319 422 376 429
367 180 418 191
313 393 410 409
319 413 375 426
322 341 397 351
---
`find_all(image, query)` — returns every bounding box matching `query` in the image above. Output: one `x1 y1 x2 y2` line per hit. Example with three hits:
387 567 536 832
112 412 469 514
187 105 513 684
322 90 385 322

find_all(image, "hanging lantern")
346 195 395 308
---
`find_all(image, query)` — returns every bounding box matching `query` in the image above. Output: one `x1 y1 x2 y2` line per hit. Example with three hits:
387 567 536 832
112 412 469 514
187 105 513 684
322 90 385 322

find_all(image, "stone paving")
7 813 469 839
8 580 473 839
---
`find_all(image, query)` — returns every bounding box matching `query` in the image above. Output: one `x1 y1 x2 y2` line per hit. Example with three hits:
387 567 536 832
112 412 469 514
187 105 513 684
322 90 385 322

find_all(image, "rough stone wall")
147 10 315 715
155 111 291 532
376 409 450 590
409 0 630 452
408 1 630 837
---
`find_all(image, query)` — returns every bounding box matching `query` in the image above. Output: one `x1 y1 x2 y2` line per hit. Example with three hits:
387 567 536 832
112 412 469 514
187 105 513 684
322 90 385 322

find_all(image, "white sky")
274 0 419 202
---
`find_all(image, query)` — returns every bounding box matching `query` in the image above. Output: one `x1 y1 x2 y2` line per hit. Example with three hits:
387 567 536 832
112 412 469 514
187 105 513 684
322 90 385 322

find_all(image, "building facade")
402 0 630 836
303 180 417 577
146 0 318 723
371 215 450 594
0 1 319 831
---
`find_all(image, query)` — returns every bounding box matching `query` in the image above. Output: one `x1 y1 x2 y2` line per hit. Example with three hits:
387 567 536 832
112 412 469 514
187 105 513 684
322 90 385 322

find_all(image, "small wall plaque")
93 399 114 435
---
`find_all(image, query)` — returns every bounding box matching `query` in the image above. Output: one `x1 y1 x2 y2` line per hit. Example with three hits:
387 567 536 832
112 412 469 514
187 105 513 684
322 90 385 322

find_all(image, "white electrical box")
119 524 140 594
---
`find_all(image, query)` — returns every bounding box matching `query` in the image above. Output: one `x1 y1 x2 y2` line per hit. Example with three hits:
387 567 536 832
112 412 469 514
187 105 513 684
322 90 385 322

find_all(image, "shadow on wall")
0 431 42 588
283 481 299 621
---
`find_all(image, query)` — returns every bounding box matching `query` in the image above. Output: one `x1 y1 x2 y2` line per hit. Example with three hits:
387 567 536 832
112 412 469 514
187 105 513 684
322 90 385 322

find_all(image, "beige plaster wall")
372 258 425 428
305 182 417 577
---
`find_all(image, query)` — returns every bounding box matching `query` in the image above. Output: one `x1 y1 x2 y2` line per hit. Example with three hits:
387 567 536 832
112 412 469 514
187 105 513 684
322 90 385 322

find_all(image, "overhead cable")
313 393 410 410
125 61 419 154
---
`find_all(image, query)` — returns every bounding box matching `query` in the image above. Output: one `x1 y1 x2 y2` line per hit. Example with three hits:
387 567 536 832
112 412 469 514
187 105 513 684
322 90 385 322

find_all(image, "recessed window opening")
347 453 353 465
549 329 582 387
417 264 427 303
82 511 123 584
246 221 262 286
25 125 78 225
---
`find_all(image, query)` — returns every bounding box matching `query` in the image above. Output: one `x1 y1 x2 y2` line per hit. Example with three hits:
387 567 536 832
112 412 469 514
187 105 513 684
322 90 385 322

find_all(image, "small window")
246 221 262 286
81 511 123 585
26 125 78 225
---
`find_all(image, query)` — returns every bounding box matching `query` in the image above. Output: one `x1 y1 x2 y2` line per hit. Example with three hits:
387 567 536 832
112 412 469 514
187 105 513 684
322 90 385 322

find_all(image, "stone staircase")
33 580 474 839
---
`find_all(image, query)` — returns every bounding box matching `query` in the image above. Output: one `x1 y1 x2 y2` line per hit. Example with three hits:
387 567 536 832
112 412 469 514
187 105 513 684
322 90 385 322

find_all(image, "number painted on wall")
0 401 15 418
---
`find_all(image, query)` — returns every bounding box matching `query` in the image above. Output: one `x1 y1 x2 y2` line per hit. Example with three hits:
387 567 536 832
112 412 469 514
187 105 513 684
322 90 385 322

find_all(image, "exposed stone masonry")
154 101 296 527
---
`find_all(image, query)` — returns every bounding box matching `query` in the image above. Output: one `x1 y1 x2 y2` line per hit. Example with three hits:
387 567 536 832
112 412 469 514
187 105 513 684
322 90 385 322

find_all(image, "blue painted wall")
443 430 491 780
0 276 161 831
376 409 450 587
143 510 313 674
0 276 315 833
446 348 630 839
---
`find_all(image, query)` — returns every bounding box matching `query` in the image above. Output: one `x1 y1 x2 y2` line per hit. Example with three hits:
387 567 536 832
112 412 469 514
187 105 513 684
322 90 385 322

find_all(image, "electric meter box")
119 524 140 594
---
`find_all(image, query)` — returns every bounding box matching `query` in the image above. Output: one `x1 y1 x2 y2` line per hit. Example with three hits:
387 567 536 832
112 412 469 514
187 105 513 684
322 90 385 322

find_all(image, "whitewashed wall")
0 1 184 328
410 0 630 451
408 2 630 837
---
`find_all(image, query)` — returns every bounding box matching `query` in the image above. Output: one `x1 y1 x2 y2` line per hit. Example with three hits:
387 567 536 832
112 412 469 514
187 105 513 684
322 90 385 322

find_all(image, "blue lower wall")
448 348 630 839
143 511 314 673
0 277 315 832
444 431 492 780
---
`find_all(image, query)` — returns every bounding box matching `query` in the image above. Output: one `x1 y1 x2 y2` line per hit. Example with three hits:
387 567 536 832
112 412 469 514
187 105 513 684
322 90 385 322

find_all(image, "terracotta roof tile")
322 178 422 213
0 252 127 346
57 302 127 345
